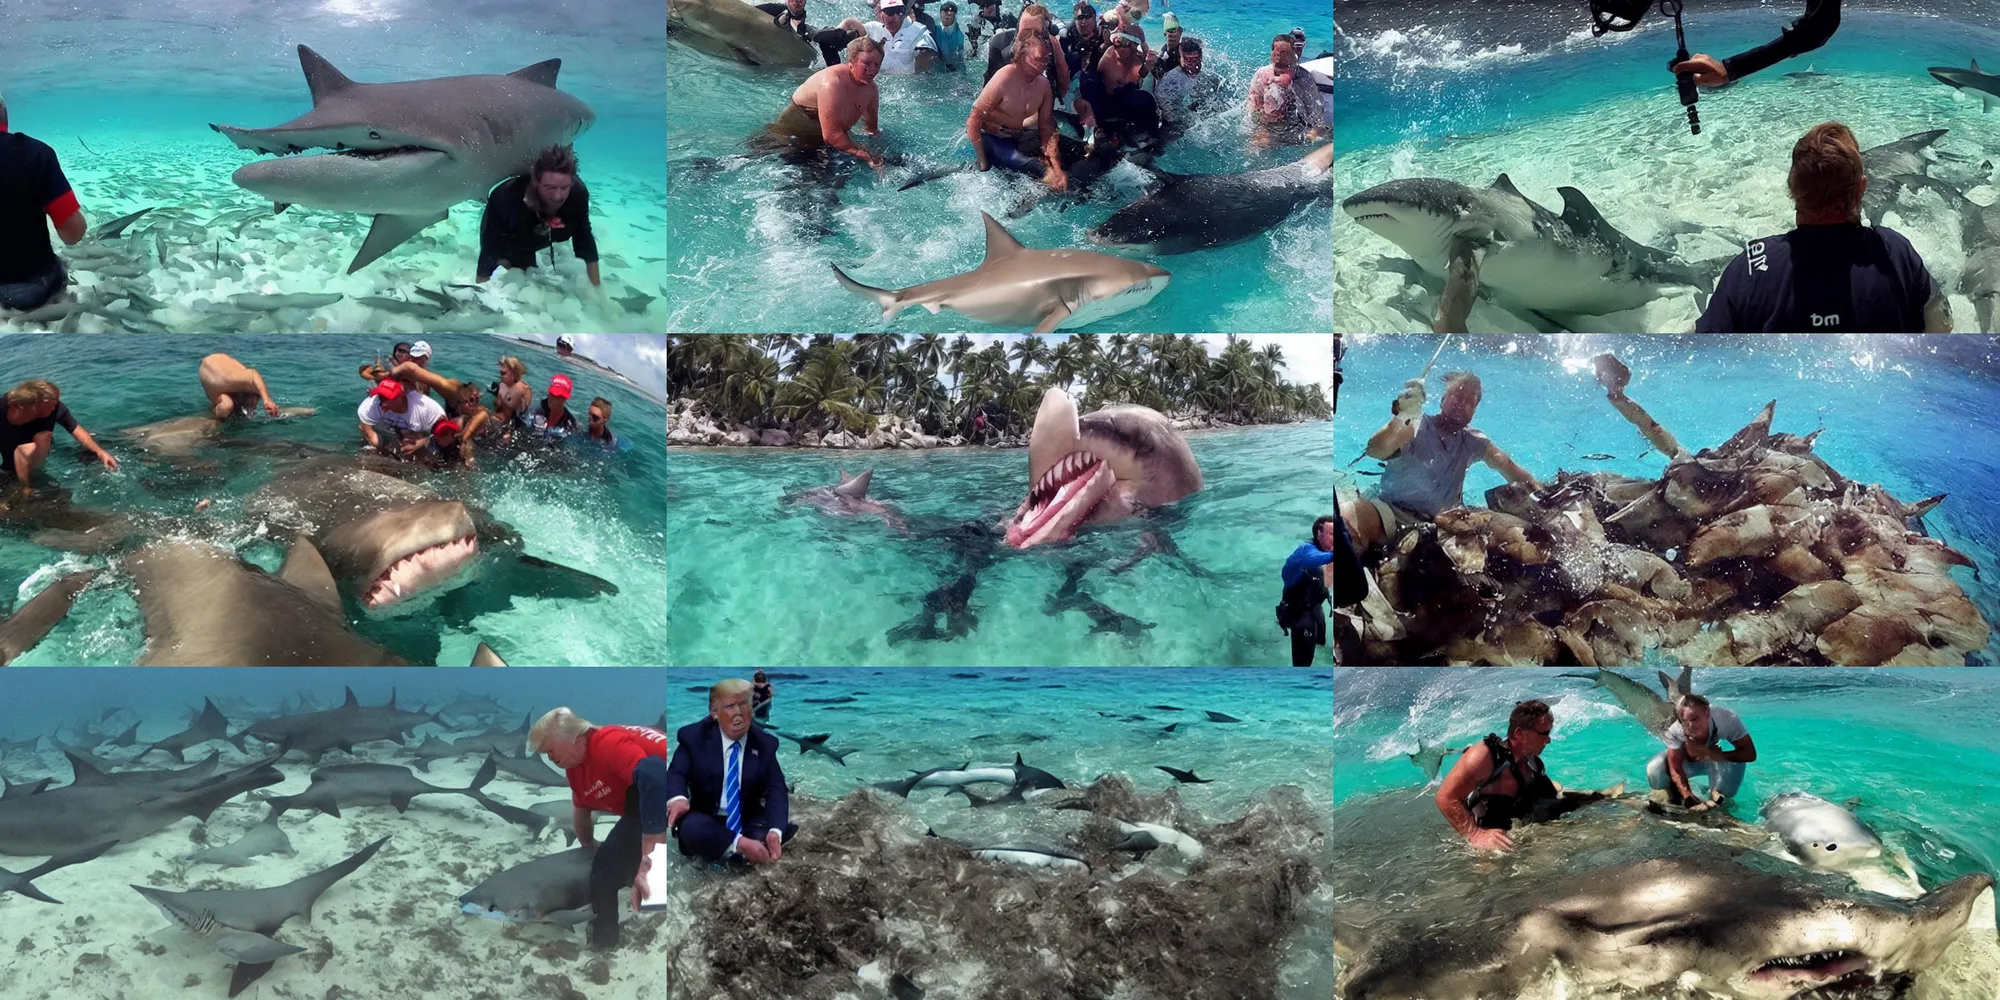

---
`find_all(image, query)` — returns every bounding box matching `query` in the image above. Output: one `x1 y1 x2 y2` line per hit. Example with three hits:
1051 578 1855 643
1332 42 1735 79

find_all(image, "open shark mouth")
361 533 478 609
1008 451 1116 548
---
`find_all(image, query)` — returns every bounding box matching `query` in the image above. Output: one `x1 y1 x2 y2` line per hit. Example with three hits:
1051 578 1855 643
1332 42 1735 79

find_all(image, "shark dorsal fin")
277 536 342 613
1975 59 1982 74
1491 174 1526 199
833 468 873 498
980 212 1028 263
1556 186 1625 244
65 748 109 784
296 46 358 105
342 687 360 709
508 59 563 87
1015 752 1025 766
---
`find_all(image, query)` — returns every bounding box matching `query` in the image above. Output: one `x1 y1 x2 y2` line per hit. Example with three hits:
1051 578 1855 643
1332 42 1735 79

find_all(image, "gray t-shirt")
1376 412 1491 517
1664 706 1748 750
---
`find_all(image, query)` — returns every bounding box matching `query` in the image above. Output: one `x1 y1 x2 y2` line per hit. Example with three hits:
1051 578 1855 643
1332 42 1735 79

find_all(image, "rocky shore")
665 398 1310 449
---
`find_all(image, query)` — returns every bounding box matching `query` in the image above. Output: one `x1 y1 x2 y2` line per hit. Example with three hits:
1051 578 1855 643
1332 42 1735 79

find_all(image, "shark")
1334 790 1991 1000
1862 129 1952 226
0 570 98 665
126 537 410 666
1928 60 2000 113
667 0 818 68
1090 145 1333 254
872 753 1066 798
768 729 860 766
833 213 1172 332
244 458 616 623
210 45 595 273
1560 665 1693 737
781 468 908 533
143 698 252 763
485 750 568 788
1881 170 2000 332
1342 174 1724 331
458 846 598 927
187 807 294 868
0 840 114 903
236 686 440 764
268 757 497 818
0 751 284 857
133 835 390 997
1006 388 1203 549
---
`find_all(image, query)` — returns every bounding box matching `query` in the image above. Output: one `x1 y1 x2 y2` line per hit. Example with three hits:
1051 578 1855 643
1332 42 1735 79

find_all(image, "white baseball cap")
409 340 433 359
558 335 576 350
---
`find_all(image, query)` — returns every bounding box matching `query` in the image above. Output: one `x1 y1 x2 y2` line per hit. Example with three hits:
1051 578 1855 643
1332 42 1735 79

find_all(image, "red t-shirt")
568 725 667 813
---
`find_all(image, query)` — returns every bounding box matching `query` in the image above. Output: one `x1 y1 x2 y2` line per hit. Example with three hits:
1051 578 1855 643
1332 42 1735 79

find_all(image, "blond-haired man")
529 706 670 950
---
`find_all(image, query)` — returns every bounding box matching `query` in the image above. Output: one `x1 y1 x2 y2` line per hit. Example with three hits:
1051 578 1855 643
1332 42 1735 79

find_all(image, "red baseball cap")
549 374 574 399
370 379 405 401
433 419 461 435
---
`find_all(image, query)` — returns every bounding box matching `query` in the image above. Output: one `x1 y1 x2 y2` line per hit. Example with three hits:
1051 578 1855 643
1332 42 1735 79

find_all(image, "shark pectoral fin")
507 58 563 87
228 961 279 999
980 212 1029 262
277 535 342 613
296 45 357 103
1032 303 1072 334
348 211 449 274
548 906 594 927
470 642 507 667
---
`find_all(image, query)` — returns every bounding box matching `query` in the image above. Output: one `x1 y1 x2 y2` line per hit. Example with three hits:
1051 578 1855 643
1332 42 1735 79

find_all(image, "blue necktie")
723 741 742 837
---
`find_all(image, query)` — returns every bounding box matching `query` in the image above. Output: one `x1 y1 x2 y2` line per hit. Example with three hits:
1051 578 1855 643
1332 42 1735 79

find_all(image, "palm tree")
774 344 874 435
722 353 781 424
1010 334 1052 374
1047 339 1086 394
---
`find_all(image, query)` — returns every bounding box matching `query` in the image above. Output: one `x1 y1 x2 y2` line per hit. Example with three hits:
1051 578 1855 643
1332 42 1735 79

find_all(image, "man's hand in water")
1044 165 1069 192
263 398 280 418
1467 827 1515 852
1671 53 1731 87
1392 378 1426 419
1591 353 1631 399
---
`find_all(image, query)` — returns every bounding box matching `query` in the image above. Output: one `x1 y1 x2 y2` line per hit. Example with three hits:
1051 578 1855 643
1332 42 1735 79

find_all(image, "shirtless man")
494 356 533 438
762 35 886 168
198 353 310 420
968 31 1067 191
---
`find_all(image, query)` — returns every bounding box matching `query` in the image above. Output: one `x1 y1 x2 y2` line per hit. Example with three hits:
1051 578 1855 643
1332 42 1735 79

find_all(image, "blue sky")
505 334 664 400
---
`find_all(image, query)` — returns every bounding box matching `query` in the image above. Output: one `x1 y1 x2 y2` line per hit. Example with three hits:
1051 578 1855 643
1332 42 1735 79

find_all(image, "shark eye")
368 130 382 140
1824 843 1837 852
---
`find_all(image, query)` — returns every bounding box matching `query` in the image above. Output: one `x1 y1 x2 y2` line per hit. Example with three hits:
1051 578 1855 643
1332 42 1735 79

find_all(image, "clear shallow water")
1332 667 2000 997
0 668 667 1000
665 667 1334 1000
665 0 1333 334
1333 7 2000 332
0 0 668 334
0 334 668 666
1336 334 2000 663
667 420 1332 666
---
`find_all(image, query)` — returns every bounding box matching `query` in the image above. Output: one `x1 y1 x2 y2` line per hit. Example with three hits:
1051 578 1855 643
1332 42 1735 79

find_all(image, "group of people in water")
757 0 1328 188
0 337 621 497
1436 694 1755 851
352 335 623 468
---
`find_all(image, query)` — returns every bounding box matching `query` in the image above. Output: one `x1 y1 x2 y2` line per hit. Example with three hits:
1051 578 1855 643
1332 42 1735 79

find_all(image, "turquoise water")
0 1 668 334
1334 7 2000 332
0 334 668 666
1332 666 2000 996
665 667 1334 999
667 419 1333 666
666 0 1333 333
0 667 668 999
1335 334 2000 664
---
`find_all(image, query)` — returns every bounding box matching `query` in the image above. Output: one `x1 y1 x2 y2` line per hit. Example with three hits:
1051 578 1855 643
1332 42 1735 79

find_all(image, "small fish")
1149 705 1183 712
1580 453 1616 461
1203 711 1243 723
1155 765 1210 784
1354 470 1383 477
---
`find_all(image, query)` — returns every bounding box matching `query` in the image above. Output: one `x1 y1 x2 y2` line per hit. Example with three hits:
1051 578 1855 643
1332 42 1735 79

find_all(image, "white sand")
1 743 661 1000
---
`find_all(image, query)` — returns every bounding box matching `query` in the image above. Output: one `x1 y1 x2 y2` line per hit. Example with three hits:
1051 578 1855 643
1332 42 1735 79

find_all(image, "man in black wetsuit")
476 144 602 289
1434 700 1560 852
1696 121 1950 333
0 95 89 311
1 379 119 489
1671 0 1839 87
755 0 814 40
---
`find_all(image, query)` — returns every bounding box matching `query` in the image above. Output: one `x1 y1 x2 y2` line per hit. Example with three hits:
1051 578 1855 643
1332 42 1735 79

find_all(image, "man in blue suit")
666 678 799 864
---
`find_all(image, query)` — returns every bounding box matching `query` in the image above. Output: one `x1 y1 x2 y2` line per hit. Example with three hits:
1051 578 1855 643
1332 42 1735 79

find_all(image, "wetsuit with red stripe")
0 129 79 285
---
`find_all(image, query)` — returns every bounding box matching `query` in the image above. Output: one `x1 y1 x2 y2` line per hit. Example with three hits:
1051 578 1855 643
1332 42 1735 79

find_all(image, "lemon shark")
1929 60 2000 113
668 0 817 68
0 751 285 857
833 213 1172 332
1006 388 1203 549
1342 174 1724 331
1090 145 1333 254
210 45 595 273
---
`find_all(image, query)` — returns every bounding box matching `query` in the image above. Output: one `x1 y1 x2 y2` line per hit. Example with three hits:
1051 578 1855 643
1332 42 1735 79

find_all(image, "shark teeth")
363 534 479 608
1027 452 1101 509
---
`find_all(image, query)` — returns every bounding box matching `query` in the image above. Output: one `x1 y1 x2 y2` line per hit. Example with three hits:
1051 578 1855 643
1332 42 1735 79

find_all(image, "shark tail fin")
830 265 906 322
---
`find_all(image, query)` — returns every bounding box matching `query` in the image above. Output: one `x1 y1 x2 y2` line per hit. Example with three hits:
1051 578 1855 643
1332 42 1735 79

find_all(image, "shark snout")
319 501 481 609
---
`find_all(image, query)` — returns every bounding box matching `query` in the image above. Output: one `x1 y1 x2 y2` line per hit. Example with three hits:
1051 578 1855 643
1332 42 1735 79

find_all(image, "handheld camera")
1589 0 1702 135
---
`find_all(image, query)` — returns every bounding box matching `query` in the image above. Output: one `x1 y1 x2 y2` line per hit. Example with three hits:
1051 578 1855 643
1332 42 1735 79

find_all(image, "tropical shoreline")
666 334 1333 450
